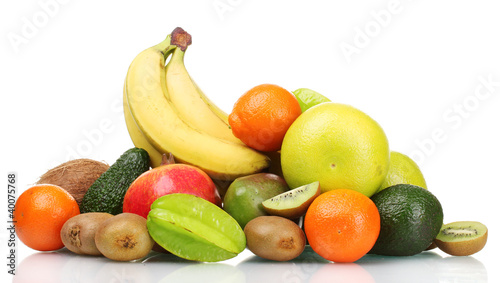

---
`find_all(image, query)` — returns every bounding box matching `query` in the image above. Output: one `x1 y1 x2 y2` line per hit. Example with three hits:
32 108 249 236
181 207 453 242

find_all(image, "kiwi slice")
262 181 320 219
435 221 488 256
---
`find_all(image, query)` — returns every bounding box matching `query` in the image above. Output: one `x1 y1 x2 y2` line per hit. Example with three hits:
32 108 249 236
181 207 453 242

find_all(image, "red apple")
123 162 221 219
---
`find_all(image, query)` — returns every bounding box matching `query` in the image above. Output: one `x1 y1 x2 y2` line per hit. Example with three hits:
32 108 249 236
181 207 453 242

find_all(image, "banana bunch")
123 27 270 181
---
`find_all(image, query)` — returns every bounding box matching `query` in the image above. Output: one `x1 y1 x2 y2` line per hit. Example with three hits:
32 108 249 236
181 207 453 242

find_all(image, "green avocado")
369 184 443 256
80 148 150 215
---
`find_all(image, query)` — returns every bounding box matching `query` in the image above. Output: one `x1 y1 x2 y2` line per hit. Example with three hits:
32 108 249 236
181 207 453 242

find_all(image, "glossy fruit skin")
281 102 390 197
147 194 246 262
377 151 427 192
292 88 331 112
369 184 443 256
124 35 270 180
229 84 302 152
223 173 289 228
304 189 380 263
14 184 80 251
123 164 221 219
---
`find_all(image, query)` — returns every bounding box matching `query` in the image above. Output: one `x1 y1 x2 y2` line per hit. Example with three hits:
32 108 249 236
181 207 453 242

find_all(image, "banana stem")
170 46 186 64
171 27 192 51
154 35 176 60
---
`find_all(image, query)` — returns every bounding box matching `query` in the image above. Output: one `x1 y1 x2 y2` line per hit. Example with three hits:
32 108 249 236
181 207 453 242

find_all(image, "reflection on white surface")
11 247 488 283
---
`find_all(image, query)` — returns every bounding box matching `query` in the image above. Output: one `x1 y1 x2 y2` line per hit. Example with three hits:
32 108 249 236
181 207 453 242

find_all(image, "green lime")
292 88 331 112
377 151 427 192
281 102 390 197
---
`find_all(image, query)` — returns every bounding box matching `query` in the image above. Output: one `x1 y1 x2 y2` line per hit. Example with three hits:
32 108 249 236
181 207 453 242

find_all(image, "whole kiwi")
95 213 154 261
244 216 306 261
61 212 113 255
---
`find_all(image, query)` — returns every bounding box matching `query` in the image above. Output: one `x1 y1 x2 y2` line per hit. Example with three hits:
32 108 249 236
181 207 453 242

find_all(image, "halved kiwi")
434 221 488 256
262 181 320 219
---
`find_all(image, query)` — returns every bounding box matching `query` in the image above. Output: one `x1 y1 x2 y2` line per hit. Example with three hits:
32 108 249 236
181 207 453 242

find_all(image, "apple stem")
161 153 176 166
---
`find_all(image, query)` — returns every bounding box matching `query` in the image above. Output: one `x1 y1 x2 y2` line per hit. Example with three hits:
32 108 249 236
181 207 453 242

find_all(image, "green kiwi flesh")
435 221 488 256
262 181 320 219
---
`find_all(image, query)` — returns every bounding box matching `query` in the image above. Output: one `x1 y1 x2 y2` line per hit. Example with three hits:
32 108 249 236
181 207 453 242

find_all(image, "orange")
14 184 80 251
304 189 380 263
228 84 302 152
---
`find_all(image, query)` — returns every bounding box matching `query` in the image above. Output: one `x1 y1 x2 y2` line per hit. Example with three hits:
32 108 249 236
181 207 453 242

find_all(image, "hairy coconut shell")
37 159 109 206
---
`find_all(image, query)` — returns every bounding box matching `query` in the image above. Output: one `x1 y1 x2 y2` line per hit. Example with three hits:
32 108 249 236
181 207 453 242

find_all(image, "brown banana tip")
171 27 192 51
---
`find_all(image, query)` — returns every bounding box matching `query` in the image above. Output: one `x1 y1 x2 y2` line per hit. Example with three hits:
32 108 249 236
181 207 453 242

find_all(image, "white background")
1 0 499 282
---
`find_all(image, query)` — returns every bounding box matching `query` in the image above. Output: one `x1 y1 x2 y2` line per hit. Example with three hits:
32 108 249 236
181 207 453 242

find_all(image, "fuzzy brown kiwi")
244 216 306 261
37 159 109 206
61 212 113 255
95 213 154 261
434 221 488 256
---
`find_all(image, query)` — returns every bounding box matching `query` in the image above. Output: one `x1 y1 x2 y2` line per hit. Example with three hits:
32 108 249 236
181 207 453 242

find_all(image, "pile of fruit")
13 27 488 263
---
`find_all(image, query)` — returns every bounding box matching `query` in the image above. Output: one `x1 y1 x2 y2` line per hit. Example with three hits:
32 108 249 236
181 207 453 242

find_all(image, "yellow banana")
124 36 270 180
165 46 244 145
123 80 164 168
192 80 231 123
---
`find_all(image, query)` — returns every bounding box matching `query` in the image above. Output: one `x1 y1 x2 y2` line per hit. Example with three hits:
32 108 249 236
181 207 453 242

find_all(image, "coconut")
36 159 109 206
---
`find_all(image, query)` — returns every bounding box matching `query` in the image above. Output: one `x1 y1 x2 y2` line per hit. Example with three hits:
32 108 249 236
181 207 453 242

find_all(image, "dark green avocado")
80 148 150 214
369 184 443 256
